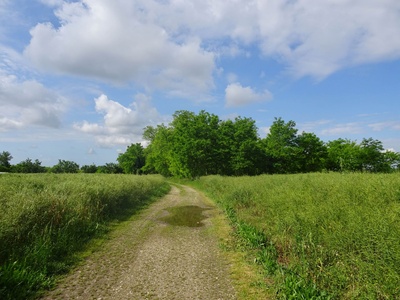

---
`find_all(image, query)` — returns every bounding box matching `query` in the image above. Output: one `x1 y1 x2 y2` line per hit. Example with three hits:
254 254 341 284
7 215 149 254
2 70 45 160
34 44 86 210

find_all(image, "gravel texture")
42 185 237 300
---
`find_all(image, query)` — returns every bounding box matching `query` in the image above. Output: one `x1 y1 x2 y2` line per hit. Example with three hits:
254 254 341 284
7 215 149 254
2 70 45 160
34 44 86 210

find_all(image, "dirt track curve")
42 184 237 300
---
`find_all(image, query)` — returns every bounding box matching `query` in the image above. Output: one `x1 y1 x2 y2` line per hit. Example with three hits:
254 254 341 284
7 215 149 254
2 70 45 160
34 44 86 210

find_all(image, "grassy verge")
186 173 400 299
0 173 170 300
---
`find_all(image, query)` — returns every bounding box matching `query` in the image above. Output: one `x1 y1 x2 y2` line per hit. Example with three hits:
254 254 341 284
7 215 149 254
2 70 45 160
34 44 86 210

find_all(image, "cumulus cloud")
127 0 400 79
22 0 400 92
0 69 67 131
15 0 400 107
24 0 215 99
256 0 400 79
225 82 272 107
74 93 167 147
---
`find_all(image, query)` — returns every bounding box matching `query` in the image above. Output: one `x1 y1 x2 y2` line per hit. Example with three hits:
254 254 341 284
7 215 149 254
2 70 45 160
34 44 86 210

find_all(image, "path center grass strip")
189 173 400 299
0 174 169 300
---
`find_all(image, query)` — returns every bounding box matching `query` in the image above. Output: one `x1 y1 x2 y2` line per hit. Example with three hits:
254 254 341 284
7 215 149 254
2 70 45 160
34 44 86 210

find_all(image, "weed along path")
42 185 237 300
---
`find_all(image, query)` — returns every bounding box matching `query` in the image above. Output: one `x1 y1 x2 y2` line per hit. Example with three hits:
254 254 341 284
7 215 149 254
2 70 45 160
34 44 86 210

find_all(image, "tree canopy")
0 151 12 172
138 111 399 177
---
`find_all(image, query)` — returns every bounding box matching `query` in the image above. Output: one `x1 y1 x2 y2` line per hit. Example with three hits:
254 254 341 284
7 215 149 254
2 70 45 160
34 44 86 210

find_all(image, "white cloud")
74 93 167 147
256 0 400 79
21 0 400 92
0 70 67 130
139 0 400 79
151 0 400 79
24 0 215 99
298 120 332 133
368 121 400 132
225 82 272 107
321 123 363 136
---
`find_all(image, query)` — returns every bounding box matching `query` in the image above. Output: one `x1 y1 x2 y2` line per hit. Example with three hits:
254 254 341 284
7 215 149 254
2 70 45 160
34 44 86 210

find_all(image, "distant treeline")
1 110 399 177
0 153 123 174
126 110 400 177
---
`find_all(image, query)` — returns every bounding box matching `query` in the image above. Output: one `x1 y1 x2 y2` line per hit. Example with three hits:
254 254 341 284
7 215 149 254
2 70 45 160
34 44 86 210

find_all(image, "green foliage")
262 118 328 174
11 158 46 173
0 151 12 172
0 174 169 299
219 117 265 176
143 111 264 178
296 132 328 173
96 163 123 174
326 138 398 173
51 159 80 173
146 111 400 177
80 164 98 173
169 110 221 178
143 124 173 176
191 173 400 299
117 143 146 174
263 117 300 173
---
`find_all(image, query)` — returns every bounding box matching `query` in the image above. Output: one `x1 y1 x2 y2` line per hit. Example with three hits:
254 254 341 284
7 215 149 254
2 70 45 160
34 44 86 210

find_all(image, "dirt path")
42 184 237 300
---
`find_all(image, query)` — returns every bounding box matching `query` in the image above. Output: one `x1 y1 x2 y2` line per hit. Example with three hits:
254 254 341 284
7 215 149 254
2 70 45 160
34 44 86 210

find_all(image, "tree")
296 132 328 172
12 158 46 173
81 164 98 173
142 124 173 176
117 143 146 174
219 117 265 176
168 110 220 178
359 138 386 172
262 118 299 173
326 139 361 172
0 151 12 172
382 150 400 172
97 163 123 174
51 160 80 173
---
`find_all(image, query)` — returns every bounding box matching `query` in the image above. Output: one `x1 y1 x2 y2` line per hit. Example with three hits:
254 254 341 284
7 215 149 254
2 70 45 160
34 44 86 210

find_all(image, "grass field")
0 173 169 300
188 173 400 299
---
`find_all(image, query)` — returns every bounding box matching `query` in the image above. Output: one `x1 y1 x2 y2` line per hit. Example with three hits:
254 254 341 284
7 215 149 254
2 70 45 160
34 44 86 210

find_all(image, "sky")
1 0 399 167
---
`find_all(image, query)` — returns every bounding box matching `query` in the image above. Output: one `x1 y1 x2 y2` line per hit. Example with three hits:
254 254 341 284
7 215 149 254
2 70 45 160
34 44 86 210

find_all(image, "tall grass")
0 173 169 299
190 173 400 299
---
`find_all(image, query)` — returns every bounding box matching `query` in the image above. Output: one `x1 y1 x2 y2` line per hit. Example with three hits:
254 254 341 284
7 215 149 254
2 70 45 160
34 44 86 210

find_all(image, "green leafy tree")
326 139 361 172
296 132 328 172
263 118 299 173
97 163 123 174
51 159 80 173
12 158 46 173
359 138 386 172
81 164 98 173
168 110 220 178
0 151 12 172
382 150 400 172
219 117 265 176
142 124 173 176
117 143 146 174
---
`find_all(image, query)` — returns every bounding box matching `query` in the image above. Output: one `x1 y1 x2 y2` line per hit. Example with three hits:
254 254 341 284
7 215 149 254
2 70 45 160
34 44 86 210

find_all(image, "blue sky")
1 0 399 167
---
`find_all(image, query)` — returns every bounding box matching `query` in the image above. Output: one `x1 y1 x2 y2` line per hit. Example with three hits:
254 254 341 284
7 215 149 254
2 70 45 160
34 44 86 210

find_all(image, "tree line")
0 152 123 174
1 110 399 176
136 110 399 177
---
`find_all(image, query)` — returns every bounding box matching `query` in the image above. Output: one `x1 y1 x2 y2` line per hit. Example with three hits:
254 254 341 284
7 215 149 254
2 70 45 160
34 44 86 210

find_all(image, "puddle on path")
160 205 210 227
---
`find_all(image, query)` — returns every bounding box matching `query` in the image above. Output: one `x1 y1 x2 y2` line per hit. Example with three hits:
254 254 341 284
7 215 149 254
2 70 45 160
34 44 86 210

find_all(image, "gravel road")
42 184 237 300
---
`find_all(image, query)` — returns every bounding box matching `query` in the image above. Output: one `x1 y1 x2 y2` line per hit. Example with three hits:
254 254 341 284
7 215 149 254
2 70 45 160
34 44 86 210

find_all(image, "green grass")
188 173 400 299
0 173 169 300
